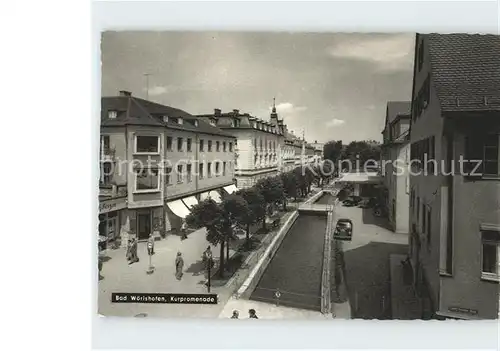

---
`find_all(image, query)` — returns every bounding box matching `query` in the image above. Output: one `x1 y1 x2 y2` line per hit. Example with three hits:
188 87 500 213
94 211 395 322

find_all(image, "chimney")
214 108 221 116
233 109 240 115
119 90 132 97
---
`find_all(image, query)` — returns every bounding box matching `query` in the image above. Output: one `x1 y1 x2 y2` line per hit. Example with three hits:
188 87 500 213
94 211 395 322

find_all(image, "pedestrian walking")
248 309 258 319
147 233 155 256
202 246 212 264
175 252 184 280
231 310 239 319
181 221 188 240
126 239 133 264
128 238 139 265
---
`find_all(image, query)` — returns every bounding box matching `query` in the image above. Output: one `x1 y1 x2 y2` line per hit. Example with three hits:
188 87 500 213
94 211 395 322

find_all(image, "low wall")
236 211 299 299
321 210 333 315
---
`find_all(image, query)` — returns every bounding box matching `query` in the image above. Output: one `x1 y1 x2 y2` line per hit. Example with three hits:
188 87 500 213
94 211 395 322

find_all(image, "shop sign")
99 197 127 214
448 307 478 315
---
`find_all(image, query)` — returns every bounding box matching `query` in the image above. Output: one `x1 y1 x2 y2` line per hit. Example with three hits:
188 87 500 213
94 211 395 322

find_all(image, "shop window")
481 230 500 281
199 163 204 179
135 135 160 154
135 168 159 191
177 164 183 183
187 164 192 182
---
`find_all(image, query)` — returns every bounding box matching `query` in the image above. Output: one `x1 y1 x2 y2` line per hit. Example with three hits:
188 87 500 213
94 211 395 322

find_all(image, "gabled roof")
101 96 234 137
385 101 411 128
426 33 500 112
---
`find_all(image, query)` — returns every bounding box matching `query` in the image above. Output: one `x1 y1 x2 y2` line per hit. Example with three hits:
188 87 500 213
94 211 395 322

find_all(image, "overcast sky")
101 32 415 143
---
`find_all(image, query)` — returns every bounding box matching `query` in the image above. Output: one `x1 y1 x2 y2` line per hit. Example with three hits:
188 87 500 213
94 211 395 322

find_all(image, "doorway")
137 212 151 240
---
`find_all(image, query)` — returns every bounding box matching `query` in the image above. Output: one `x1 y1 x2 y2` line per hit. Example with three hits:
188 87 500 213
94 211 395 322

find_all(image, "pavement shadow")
361 208 393 231
342 241 408 319
100 255 112 263
185 260 206 276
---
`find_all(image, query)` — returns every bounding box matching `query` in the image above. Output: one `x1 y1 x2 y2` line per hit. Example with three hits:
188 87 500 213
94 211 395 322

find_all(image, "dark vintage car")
342 196 362 207
333 218 353 241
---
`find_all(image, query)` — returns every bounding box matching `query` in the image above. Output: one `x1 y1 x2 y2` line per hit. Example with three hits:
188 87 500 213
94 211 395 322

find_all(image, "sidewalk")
389 254 422 320
98 227 243 317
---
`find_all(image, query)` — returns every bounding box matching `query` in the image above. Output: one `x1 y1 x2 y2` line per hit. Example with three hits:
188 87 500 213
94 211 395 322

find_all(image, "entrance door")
137 213 151 240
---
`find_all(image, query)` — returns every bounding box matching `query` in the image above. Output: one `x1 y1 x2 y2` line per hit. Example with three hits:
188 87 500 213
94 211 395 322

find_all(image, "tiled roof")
427 33 500 112
101 96 234 137
386 101 411 125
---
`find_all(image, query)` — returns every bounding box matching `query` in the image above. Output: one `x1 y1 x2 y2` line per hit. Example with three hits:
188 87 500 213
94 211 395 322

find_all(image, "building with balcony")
408 33 500 319
196 101 286 188
99 91 236 246
380 101 411 234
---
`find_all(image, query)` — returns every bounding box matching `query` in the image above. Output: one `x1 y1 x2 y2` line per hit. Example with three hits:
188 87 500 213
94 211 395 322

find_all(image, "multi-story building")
381 101 411 234
408 34 500 319
99 91 236 246
196 102 286 188
310 140 324 162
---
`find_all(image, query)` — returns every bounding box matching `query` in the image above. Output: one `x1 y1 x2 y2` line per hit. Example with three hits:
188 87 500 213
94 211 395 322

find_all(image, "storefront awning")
182 196 198 209
167 200 191 219
200 191 222 203
223 184 239 194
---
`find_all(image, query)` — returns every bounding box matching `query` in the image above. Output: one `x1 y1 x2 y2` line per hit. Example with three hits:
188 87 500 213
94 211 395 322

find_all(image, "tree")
186 199 230 277
324 140 343 165
279 171 298 210
236 188 266 246
293 166 308 197
255 176 284 230
221 194 249 259
342 140 381 169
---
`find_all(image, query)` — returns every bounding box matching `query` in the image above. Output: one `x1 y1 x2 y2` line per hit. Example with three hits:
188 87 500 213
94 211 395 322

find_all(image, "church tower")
270 97 279 126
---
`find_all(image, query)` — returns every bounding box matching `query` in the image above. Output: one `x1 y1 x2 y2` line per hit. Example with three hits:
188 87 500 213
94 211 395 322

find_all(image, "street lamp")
206 251 213 293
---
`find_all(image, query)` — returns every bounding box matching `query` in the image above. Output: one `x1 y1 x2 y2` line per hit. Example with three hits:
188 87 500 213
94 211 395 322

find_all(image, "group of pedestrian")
231 309 259 319
126 233 156 265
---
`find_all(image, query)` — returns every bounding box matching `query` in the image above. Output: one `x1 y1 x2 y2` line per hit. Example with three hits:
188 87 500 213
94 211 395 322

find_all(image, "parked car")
333 218 353 241
342 196 362 207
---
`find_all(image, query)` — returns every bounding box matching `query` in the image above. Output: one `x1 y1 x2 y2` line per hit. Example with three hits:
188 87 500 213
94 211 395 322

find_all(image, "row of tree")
323 140 381 167
186 164 332 276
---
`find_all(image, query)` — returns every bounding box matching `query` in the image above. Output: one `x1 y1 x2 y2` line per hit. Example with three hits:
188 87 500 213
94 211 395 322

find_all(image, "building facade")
196 102 287 188
381 101 411 234
99 91 237 247
408 34 500 319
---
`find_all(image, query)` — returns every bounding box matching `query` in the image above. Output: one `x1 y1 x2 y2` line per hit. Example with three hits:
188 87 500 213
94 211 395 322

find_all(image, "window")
207 162 212 177
177 137 183 151
135 168 159 191
215 161 220 176
199 163 204 179
200 139 204 152
135 136 159 154
216 141 220 152
229 142 233 152
187 164 192 182
100 161 112 186
166 136 173 151
187 138 192 152
208 140 212 152
481 230 500 281
165 167 172 185
223 142 227 152
223 161 227 176
177 165 183 183
108 110 117 119
465 133 499 177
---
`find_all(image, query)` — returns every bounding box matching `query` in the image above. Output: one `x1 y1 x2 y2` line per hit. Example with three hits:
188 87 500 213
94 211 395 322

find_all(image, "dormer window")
210 118 217 127
252 122 257 128
108 110 117 119
163 116 169 123
178 117 183 125
193 120 199 127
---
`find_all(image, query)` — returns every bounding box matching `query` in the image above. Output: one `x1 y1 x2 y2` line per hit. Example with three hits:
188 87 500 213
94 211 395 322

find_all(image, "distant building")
310 140 325 162
381 101 411 234
408 34 500 319
196 101 286 188
99 91 236 245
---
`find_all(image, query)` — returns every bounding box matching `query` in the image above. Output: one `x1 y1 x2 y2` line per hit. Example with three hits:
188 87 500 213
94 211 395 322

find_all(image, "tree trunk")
219 241 225 278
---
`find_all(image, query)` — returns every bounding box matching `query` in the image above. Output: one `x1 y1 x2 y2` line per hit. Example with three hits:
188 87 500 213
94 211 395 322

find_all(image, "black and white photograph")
97 31 500 320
